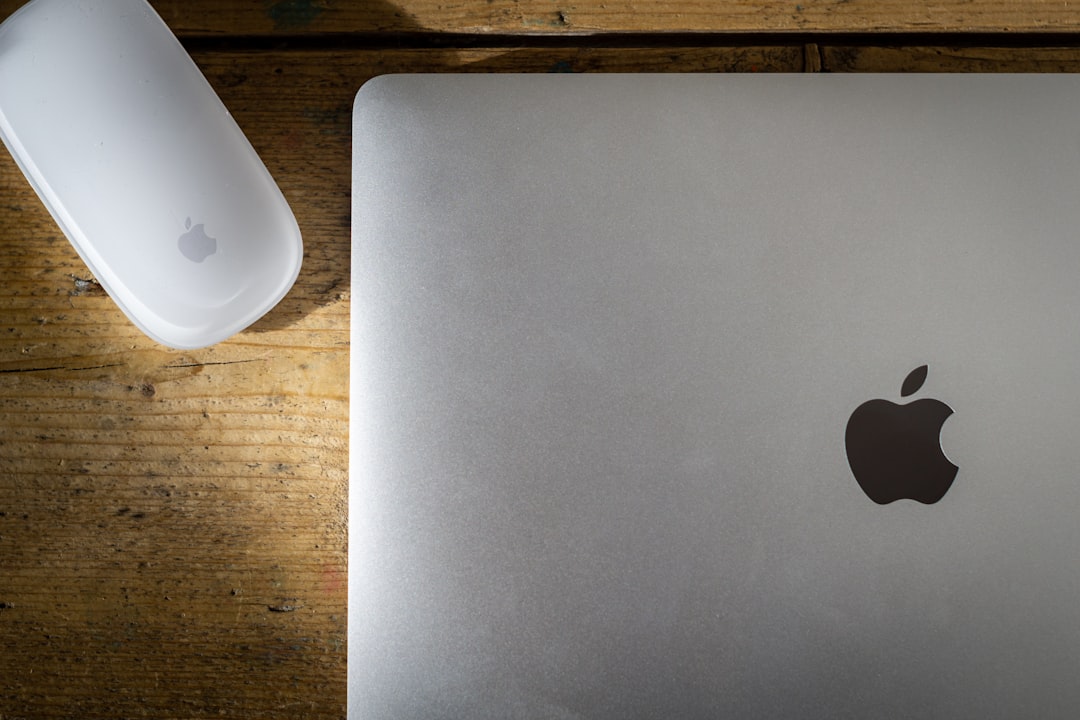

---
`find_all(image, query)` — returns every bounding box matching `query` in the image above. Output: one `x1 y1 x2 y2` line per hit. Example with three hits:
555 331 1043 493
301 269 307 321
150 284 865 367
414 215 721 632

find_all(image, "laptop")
349 74 1080 718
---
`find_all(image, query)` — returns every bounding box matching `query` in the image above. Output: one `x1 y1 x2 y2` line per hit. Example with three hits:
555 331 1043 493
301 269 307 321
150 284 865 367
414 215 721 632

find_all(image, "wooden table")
0 2 1077 717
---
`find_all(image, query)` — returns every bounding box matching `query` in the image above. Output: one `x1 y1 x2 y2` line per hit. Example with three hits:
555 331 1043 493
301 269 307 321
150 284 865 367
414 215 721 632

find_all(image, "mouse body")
0 0 302 349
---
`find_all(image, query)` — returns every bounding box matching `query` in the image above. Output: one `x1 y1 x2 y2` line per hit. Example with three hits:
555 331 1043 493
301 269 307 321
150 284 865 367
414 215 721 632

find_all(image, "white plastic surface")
0 0 302 348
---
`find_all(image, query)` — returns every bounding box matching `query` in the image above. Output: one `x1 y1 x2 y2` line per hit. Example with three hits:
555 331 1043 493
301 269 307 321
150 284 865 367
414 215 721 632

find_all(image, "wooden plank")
142 0 1080 36
3 0 1080 37
823 45 1080 71
0 45 805 720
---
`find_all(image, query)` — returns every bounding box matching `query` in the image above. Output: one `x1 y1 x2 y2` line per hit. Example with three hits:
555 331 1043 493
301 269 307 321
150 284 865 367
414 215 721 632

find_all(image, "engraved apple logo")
177 216 217 263
845 365 958 505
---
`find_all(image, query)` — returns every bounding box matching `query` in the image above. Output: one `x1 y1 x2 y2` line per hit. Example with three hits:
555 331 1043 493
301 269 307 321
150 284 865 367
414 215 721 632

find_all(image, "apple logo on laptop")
845 365 958 504
178 217 217 263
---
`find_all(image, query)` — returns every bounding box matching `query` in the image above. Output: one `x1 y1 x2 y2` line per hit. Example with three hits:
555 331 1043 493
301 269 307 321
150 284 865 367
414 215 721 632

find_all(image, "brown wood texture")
144 0 1080 35
1 0 1080 717
0 0 1077 35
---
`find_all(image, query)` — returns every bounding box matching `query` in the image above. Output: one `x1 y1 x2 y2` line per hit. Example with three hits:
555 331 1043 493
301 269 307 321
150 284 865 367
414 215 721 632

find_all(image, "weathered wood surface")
0 0 1077 36
1 1 1079 717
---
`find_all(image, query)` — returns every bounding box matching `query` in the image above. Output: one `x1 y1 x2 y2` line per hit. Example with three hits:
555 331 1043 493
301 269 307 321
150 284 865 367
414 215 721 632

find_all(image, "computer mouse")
0 0 303 349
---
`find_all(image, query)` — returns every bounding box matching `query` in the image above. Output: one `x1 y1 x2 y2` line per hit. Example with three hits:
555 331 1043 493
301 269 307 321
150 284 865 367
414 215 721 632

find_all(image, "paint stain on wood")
320 565 344 595
266 0 325 30
69 274 105 297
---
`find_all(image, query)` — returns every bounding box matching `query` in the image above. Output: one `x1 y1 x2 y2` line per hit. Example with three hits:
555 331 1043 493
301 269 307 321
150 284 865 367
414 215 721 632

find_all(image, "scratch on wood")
0 365 66 374
165 359 264 369
0 363 123 374
524 11 570 28
268 603 299 613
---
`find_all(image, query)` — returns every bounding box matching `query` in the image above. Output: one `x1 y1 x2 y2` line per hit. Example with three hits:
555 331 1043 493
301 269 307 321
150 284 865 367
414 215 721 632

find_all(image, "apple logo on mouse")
845 364 958 505
177 216 217 263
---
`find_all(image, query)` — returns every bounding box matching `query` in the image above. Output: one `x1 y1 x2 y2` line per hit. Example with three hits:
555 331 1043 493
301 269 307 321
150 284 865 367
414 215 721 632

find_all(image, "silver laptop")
349 74 1080 718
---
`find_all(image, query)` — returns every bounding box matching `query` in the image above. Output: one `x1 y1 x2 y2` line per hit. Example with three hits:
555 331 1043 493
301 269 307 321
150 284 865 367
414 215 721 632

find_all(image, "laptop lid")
349 74 1080 718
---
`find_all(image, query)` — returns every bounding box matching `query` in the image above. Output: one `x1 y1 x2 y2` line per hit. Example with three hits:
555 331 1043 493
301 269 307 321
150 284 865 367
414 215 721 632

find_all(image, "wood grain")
3 0 1080 36
823 44 1080 71
144 0 1080 37
151 0 1080 36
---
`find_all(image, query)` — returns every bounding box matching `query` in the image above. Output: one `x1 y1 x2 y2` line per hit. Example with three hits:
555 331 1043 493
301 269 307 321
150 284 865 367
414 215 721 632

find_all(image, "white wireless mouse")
0 0 303 349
